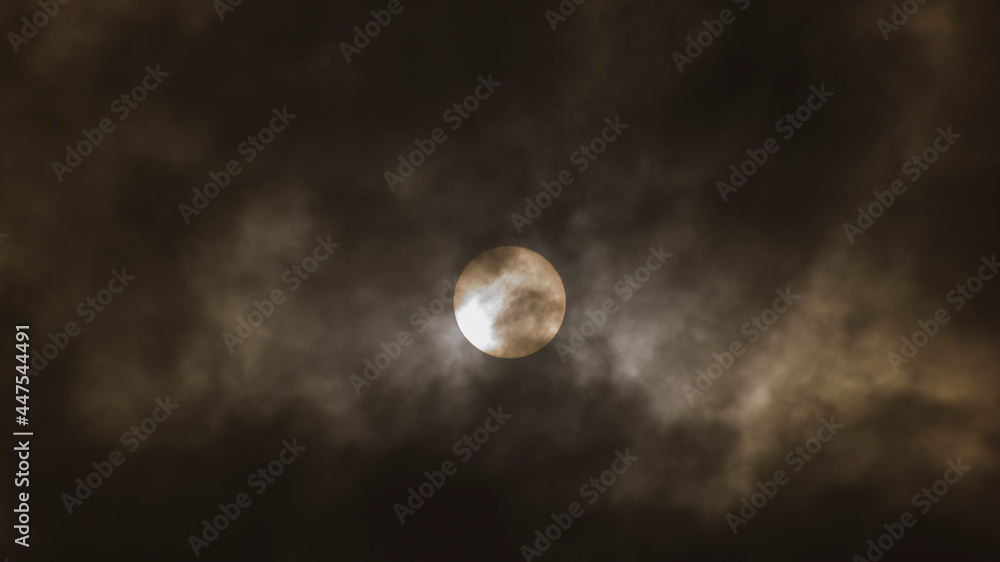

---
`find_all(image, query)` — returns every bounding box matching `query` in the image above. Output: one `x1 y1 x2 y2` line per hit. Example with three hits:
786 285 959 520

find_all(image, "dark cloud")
1 0 998 560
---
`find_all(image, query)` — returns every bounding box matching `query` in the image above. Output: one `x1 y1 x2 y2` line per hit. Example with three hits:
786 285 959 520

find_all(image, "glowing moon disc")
454 247 566 358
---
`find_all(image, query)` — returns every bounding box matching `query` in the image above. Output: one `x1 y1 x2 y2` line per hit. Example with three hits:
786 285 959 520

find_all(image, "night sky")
2 0 999 560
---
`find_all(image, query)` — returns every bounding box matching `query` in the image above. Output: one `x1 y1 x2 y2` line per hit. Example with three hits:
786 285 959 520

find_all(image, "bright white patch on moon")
455 289 504 352
454 246 566 359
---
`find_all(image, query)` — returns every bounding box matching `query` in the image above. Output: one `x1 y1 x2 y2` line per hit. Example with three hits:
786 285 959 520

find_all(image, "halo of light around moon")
453 247 566 358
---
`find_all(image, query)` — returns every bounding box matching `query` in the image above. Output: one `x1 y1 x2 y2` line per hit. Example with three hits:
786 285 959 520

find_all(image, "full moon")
453 247 566 358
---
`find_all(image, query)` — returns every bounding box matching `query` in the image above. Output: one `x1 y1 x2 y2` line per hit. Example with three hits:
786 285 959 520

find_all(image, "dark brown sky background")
1 0 999 560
